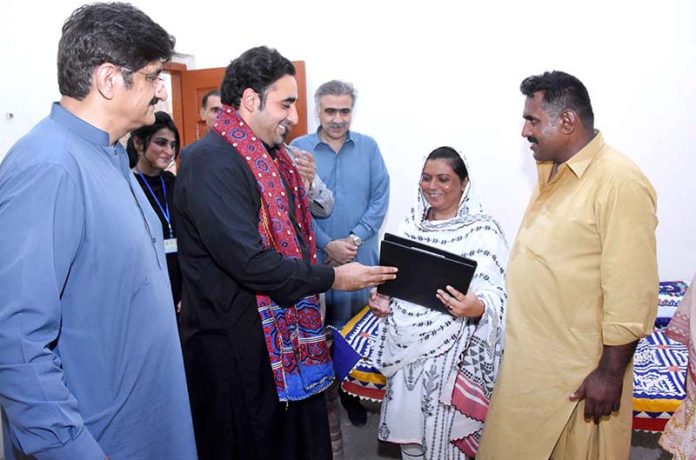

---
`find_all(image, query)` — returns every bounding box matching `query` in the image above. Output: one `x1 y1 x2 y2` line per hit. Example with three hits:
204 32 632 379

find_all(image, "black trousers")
184 333 331 460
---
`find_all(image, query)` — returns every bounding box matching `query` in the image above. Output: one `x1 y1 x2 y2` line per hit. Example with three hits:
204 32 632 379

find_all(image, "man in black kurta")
177 130 336 459
175 46 396 460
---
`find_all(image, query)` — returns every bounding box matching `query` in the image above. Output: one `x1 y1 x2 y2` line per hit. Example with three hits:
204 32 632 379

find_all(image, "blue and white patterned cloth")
633 281 690 431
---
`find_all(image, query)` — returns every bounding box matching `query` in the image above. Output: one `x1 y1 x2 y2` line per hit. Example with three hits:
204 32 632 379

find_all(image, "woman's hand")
369 288 391 317
436 285 484 319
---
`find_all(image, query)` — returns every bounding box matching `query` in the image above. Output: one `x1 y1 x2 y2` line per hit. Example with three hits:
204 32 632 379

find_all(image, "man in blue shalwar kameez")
0 3 197 459
291 80 390 330
291 80 390 428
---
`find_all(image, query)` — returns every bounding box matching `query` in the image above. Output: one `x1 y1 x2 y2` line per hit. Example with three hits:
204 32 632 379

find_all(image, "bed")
333 281 690 432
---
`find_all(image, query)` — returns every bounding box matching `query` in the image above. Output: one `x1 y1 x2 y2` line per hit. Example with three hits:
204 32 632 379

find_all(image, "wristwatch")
349 233 362 247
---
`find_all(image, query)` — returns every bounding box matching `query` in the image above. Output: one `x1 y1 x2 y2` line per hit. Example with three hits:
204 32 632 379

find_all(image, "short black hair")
220 46 295 110
126 111 180 168
520 71 594 130
201 89 221 109
425 146 468 181
58 2 175 99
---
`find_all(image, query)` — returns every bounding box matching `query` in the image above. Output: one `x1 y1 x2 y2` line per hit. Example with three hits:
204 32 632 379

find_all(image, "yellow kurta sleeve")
597 175 658 345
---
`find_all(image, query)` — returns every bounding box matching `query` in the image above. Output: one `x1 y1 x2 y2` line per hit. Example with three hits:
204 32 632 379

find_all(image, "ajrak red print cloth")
212 106 333 401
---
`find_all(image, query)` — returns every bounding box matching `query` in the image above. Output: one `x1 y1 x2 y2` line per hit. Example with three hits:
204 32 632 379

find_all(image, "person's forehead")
140 60 164 73
206 95 221 108
153 127 176 138
320 94 352 109
265 74 297 100
523 93 545 115
423 159 455 174
527 91 546 106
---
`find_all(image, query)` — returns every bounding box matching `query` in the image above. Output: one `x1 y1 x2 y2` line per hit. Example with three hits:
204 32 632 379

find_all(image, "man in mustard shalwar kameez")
478 71 658 459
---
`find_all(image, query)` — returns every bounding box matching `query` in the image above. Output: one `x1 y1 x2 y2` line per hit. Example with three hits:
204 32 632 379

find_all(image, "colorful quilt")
332 306 386 401
656 281 689 327
334 282 690 432
633 281 689 431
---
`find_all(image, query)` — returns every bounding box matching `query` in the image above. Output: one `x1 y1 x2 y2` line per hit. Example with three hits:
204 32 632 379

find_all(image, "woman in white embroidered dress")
369 146 507 460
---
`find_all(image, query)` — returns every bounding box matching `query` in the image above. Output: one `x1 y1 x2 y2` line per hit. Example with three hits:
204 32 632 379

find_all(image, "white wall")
1 0 695 281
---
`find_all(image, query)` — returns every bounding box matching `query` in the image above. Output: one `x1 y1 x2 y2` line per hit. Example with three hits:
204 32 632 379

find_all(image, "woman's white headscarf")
375 147 508 454
407 150 493 235
376 148 507 375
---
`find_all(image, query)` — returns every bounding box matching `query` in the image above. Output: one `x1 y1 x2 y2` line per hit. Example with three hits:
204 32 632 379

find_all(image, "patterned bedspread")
633 281 689 431
333 281 690 432
332 307 387 401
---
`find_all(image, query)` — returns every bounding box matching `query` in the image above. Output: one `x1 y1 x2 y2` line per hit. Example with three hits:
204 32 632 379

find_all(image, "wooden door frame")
163 61 187 139
286 61 307 144
164 60 307 147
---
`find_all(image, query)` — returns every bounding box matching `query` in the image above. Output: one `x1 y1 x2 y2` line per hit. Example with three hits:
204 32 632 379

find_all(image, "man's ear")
95 63 119 100
560 109 577 135
240 88 258 113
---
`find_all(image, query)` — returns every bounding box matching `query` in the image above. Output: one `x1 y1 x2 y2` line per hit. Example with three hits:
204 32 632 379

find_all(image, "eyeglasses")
120 66 166 84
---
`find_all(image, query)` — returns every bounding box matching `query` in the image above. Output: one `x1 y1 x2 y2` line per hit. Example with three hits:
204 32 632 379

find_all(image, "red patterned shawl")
211 106 333 401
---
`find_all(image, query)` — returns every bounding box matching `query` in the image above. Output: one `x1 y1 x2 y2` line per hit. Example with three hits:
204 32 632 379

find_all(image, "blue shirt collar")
50 102 111 146
314 127 354 150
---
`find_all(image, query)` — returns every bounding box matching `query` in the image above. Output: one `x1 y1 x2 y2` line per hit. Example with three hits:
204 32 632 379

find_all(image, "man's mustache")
527 136 538 144
150 97 161 106
329 122 346 130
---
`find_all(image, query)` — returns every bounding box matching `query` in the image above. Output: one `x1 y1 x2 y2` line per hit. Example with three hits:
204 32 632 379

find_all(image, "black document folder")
377 233 477 313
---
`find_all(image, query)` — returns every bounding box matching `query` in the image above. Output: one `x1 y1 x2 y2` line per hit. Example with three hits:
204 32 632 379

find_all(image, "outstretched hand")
333 262 397 291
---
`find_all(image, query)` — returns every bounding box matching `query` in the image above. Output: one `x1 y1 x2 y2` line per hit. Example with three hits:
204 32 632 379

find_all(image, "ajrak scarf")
212 106 333 401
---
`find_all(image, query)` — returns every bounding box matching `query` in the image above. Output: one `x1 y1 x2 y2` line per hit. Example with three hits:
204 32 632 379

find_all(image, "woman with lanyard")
127 111 182 315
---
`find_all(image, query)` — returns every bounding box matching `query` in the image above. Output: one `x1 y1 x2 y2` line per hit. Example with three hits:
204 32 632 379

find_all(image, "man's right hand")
333 262 397 291
325 239 358 265
292 149 316 190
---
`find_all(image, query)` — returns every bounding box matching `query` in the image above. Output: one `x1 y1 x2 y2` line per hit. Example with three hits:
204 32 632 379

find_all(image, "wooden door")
286 61 308 144
181 68 223 145
162 62 186 136
176 61 308 147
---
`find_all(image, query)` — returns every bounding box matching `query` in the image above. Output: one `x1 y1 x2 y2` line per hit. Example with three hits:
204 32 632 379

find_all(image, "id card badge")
164 238 178 254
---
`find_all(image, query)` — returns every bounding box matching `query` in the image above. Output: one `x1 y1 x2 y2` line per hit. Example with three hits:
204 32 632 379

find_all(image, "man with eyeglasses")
0 3 196 459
